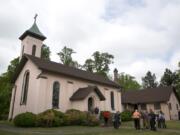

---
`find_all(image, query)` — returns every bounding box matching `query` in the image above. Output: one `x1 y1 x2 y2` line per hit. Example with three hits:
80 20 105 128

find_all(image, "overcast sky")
0 0 180 83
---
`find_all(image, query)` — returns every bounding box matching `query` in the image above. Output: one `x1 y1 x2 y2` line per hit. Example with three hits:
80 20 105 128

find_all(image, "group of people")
92 106 166 131
92 107 121 129
132 109 166 131
102 111 121 129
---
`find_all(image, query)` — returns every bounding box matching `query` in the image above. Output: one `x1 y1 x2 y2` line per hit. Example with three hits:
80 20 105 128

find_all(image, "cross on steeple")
34 14 38 23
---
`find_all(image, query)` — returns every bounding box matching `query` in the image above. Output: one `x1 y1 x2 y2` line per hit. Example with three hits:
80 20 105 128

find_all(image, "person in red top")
103 111 110 126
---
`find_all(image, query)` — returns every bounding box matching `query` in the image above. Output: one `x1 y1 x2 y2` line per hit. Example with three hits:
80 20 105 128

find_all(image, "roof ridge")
26 54 112 79
25 54 121 88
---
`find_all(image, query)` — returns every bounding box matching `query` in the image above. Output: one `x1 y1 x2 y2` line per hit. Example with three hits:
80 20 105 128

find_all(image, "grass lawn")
166 121 180 130
0 121 179 135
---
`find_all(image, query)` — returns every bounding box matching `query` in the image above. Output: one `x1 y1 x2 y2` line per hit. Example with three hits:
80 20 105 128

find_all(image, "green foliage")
65 109 87 125
41 44 51 60
57 46 79 68
36 109 64 127
12 108 99 128
117 73 141 91
13 112 36 127
160 68 180 96
142 71 158 88
177 62 180 96
65 109 99 126
160 68 178 86
84 113 99 126
83 51 114 77
0 57 19 120
121 111 132 122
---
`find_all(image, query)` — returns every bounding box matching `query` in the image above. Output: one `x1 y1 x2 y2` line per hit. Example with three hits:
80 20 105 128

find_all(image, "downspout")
9 85 17 120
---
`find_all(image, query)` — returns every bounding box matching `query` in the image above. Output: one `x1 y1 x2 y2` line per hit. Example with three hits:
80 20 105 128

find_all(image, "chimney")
113 68 118 82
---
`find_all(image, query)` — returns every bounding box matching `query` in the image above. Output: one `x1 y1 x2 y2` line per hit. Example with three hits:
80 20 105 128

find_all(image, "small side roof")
122 86 180 104
12 54 121 89
70 86 106 101
19 22 46 41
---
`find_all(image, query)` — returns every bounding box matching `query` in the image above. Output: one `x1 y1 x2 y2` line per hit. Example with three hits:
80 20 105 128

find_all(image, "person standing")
144 111 149 129
113 111 121 129
132 110 141 130
103 111 110 126
149 109 156 131
159 111 166 128
94 107 100 119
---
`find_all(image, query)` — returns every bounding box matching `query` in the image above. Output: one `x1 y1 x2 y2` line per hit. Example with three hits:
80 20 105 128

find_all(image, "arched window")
110 91 115 110
20 71 30 105
52 81 60 108
88 97 94 112
32 45 36 56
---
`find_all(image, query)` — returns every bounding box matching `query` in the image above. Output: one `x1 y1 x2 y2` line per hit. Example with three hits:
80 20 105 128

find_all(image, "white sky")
0 0 180 83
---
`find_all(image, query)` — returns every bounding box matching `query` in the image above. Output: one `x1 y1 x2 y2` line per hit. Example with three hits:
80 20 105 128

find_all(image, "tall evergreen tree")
160 68 178 87
142 71 158 88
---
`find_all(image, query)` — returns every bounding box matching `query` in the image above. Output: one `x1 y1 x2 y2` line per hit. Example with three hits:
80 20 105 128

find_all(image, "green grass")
166 121 180 130
0 121 180 135
0 120 14 126
121 120 180 130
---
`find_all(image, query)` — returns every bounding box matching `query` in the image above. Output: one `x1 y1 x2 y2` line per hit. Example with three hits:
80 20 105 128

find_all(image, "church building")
8 18 122 119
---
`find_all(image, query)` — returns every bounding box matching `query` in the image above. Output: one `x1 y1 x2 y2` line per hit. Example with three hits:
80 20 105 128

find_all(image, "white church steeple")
19 14 46 60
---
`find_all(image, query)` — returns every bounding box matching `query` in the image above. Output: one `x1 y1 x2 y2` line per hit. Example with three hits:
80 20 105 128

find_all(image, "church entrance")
88 97 94 112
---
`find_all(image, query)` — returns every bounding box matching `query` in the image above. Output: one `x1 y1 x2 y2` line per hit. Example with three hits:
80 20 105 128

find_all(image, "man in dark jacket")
149 109 156 131
113 111 121 129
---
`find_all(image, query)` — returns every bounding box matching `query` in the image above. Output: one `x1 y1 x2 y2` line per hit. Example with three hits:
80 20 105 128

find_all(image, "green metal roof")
19 22 46 41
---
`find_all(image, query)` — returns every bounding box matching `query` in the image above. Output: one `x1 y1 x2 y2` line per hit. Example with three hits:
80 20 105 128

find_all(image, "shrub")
121 110 132 121
13 109 100 127
65 109 86 125
83 113 99 126
65 109 99 126
14 112 36 127
36 109 64 127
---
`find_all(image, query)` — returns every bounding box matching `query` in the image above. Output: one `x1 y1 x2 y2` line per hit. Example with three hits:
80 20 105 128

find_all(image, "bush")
83 113 99 126
13 109 100 127
121 110 132 121
65 109 86 125
65 109 99 126
36 109 64 127
14 112 36 127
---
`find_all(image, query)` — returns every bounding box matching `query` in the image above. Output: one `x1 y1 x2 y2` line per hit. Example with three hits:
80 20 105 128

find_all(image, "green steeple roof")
19 21 46 41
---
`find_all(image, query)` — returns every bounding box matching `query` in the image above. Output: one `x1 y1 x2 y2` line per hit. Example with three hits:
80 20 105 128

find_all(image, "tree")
83 51 114 77
117 73 141 91
160 68 178 87
41 44 51 60
57 46 78 67
0 57 19 119
142 71 158 88
175 62 180 96
160 68 180 96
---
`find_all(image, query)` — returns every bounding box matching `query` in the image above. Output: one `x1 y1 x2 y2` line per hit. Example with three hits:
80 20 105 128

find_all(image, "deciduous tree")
117 73 141 91
0 57 19 119
57 46 79 67
41 44 51 60
83 51 114 77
